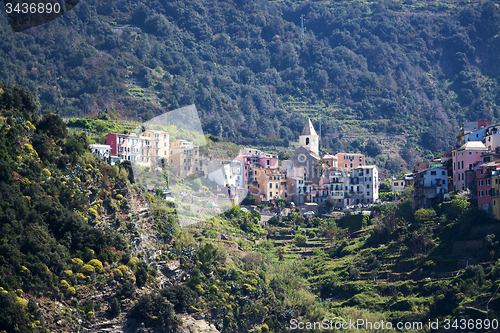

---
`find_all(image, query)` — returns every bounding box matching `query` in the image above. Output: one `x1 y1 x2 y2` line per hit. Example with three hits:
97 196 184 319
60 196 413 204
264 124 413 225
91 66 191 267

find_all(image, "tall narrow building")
299 117 319 155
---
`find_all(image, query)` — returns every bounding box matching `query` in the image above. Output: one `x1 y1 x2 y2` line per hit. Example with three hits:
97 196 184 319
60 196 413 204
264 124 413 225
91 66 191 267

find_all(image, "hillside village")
90 117 381 213
88 115 500 221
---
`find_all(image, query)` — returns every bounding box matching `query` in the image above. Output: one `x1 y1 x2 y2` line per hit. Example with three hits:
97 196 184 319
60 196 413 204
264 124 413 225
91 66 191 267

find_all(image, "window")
487 179 491 185
481 169 484 175
345 164 347 168
359 157 362 161
480 191 484 197
431 171 436 175
479 180 483 186
267 160 270 165
442 171 445 175
269 183 272 189
276 183 278 189
461 161 464 169
367 184 370 189
367 192 370 196
306 138 309 145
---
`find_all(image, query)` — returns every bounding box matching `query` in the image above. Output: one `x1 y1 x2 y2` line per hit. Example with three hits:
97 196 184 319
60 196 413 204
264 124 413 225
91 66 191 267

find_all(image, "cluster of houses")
87 117 500 217
451 120 500 219
389 120 500 220
90 118 381 210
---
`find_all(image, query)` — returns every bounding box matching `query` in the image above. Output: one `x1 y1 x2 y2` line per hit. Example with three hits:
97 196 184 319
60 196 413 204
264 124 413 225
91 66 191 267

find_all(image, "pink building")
235 148 278 185
476 162 500 216
452 141 487 192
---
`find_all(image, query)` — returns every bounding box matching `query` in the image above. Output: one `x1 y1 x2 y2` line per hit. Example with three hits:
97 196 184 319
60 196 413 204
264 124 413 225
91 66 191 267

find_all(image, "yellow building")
141 129 169 169
248 166 287 203
169 139 200 177
391 177 405 193
492 170 500 220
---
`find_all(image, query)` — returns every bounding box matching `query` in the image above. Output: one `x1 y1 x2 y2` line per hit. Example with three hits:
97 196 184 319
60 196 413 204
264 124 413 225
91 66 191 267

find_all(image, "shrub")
242 284 256 292
160 285 199 312
60 280 70 290
113 268 123 278
66 287 76 296
128 257 140 268
89 208 98 218
195 285 205 294
81 264 95 276
88 259 103 273
72 258 84 266
109 297 120 315
130 292 180 330
188 305 202 312
116 194 124 200
135 262 149 288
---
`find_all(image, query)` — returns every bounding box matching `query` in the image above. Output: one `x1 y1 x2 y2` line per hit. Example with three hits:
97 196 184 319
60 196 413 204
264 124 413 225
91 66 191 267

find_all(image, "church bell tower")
299 117 319 155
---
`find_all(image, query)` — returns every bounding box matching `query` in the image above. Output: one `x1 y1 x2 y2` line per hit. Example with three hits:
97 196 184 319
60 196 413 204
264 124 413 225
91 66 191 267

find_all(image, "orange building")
248 166 288 203
336 153 365 171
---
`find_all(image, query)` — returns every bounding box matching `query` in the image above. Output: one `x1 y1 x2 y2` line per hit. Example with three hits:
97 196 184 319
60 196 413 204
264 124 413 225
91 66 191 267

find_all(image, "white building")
345 166 379 205
207 158 244 189
90 144 111 163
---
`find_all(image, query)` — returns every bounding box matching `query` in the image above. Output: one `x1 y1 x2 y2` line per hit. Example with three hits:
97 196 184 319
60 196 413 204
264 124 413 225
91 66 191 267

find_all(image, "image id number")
5 2 61 14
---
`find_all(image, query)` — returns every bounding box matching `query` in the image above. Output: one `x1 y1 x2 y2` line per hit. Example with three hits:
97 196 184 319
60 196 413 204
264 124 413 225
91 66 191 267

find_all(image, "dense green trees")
2 0 500 167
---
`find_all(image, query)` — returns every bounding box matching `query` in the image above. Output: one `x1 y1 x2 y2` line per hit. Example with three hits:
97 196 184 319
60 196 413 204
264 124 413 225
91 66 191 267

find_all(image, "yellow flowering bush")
88 259 103 273
89 208 98 218
72 258 84 266
42 168 51 178
128 257 139 269
117 265 130 275
65 287 76 296
112 268 123 278
81 264 95 276
59 280 70 290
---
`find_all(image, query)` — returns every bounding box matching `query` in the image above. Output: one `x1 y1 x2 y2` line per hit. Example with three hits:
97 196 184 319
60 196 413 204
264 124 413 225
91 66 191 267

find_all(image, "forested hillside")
4 82 500 332
1 0 500 167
